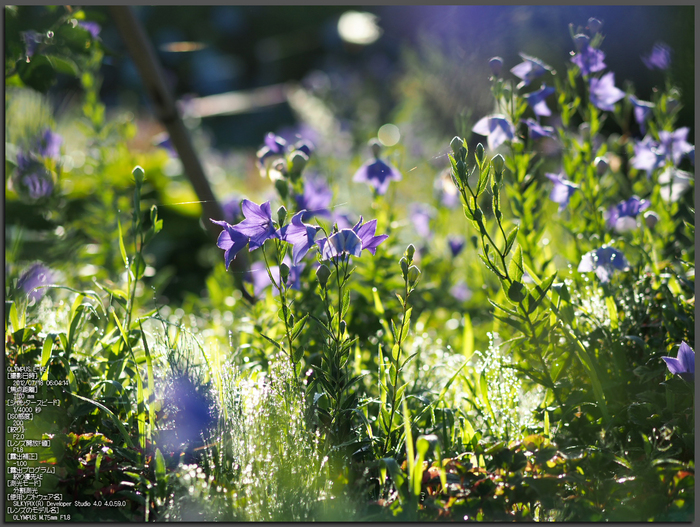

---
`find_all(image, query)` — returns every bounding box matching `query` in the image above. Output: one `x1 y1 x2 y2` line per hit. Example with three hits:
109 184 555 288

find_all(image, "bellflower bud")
277 205 287 226
489 56 504 77
644 210 659 229
573 33 590 52
279 262 290 283
491 153 505 183
133 165 145 185
399 257 409 278
289 150 308 173
587 17 603 34
594 156 608 176
369 138 382 158
406 244 416 261
275 179 289 200
666 98 679 113
407 265 421 285
475 143 485 167
450 136 463 156
316 264 331 287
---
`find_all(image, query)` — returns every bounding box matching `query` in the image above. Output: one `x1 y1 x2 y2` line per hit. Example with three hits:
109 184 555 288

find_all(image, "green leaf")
341 290 351 318
462 313 474 361
259 332 284 353
41 333 58 381
381 458 407 504
508 280 527 303
508 245 524 282
291 313 309 342
69 392 134 448
117 218 128 268
606 296 619 330
44 54 79 76
504 225 519 256
155 448 166 481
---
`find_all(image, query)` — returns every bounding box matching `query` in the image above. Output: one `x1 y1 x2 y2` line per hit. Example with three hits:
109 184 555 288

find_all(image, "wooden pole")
108 6 253 302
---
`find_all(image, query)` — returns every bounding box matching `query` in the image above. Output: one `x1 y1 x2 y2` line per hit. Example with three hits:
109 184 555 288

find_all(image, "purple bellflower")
570 39 606 77
11 152 54 202
317 229 362 261
353 157 402 196
523 84 556 117
589 72 625 111
642 42 672 71
233 199 278 250
545 172 578 211
435 170 461 208
280 210 320 264
631 135 664 177
22 173 54 200
662 342 694 382
577 246 629 283
629 96 654 135
447 235 466 257
35 129 62 160
605 196 650 232
17 263 54 302
524 118 556 140
510 53 552 88
472 114 516 151
409 203 434 238
294 176 332 221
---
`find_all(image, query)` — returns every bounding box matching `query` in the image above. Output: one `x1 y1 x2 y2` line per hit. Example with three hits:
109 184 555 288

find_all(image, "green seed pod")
316 264 331 287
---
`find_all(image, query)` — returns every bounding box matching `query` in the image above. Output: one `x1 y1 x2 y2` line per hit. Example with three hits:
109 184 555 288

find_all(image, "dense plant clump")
5 7 694 522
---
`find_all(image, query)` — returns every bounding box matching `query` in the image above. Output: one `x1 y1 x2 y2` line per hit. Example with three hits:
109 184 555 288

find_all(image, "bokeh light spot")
337 11 382 46
377 123 400 147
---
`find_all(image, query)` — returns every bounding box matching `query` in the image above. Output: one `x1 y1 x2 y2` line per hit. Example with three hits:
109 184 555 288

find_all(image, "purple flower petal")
571 45 606 77
577 247 629 283
17 263 54 302
280 211 319 264
545 173 578 211
235 200 278 250
642 42 672 70
211 219 249 270
524 118 556 140
510 53 552 87
523 84 556 117
472 114 516 151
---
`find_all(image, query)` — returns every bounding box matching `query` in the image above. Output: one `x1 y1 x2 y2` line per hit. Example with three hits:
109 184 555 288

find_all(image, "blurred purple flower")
589 72 625 111
352 217 388 255
234 199 279 250
510 53 552 88
545 172 578 211
447 236 465 257
450 281 472 302
409 203 434 238
629 96 654 135
659 127 694 166
662 342 694 382
248 259 306 298
294 176 332 220
435 170 460 208
221 194 243 224
153 132 177 157
78 21 101 39
210 219 249 270
472 114 516 151
22 30 42 57
577 246 629 283
523 84 556 117
17 263 54 302
256 133 287 170
631 136 664 177
22 172 54 200
353 158 402 195
605 196 650 232
280 210 320 264
642 42 672 70
489 56 503 77
658 167 693 202
571 42 606 76
524 118 556 139
35 129 62 160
